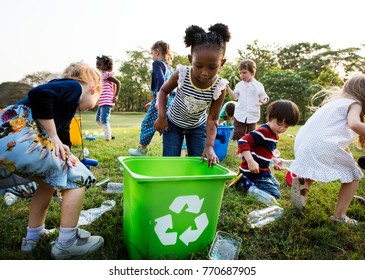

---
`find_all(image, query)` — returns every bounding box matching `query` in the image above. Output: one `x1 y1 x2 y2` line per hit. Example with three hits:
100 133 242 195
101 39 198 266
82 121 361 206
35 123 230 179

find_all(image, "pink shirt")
98 71 115 106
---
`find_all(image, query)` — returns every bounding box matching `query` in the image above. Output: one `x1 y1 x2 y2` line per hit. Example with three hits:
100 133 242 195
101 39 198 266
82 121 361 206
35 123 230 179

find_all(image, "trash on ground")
247 205 284 228
77 200 116 226
105 182 124 193
209 231 242 260
4 192 18 206
95 178 110 187
248 186 279 206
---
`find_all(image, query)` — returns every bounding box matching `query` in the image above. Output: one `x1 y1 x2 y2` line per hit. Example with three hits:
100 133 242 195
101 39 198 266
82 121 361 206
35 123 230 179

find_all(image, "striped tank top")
167 65 228 129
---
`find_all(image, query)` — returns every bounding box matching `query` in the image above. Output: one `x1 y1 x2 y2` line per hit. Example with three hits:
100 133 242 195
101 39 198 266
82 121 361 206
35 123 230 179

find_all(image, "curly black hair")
184 23 231 55
96 55 113 71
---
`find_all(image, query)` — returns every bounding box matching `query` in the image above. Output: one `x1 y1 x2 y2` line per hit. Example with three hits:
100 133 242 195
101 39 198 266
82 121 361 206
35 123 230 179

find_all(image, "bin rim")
118 156 237 182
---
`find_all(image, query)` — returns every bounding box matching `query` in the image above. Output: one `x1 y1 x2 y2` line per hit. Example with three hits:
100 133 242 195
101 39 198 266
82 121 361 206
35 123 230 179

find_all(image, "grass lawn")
1 111 365 260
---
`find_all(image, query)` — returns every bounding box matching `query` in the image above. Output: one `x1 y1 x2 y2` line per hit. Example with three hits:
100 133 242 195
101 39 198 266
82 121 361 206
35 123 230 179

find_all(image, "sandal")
291 177 309 210
330 215 358 226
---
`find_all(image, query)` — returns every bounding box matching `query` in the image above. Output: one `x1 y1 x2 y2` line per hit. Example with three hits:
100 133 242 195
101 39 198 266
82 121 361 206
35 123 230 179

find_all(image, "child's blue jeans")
162 119 206 156
239 173 281 199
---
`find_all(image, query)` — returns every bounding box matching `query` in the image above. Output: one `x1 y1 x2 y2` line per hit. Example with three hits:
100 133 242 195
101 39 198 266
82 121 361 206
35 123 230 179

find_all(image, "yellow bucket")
69 117 82 146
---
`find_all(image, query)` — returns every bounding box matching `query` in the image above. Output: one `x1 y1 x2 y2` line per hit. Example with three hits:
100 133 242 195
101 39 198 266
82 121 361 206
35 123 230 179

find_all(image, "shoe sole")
291 178 306 210
51 237 104 260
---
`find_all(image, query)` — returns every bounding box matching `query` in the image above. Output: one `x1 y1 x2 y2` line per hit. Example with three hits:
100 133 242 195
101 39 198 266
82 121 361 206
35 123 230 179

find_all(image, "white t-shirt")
232 79 268 123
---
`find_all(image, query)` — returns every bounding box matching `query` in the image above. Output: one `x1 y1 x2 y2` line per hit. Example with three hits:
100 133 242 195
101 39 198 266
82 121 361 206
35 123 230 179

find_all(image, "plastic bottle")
247 205 284 228
4 192 18 206
247 186 279 205
82 148 90 157
281 159 294 169
106 182 124 193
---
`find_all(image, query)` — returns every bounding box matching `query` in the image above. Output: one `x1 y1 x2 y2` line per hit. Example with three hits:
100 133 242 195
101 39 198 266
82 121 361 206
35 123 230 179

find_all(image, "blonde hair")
62 61 102 94
151 40 173 65
311 74 365 149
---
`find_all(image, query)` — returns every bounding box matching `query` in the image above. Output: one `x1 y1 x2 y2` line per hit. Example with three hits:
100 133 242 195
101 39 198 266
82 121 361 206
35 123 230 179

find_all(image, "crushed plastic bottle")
4 192 18 206
77 200 116 226
106 182 124 193
247 205 284 228
247 186 279 205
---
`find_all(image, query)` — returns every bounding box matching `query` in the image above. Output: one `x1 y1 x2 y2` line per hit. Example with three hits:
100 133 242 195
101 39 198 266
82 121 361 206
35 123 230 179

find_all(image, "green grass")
1 111 365 260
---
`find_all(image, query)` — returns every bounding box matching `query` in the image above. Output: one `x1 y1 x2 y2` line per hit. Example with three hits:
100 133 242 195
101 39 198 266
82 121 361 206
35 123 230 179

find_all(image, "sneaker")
128 146 148 156
51 228 104 260
291 177 309 210
331 215 358 226
21 228 56 254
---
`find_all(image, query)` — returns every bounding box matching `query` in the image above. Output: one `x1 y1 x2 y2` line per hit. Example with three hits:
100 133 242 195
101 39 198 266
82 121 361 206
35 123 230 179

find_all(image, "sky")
0 0 364 83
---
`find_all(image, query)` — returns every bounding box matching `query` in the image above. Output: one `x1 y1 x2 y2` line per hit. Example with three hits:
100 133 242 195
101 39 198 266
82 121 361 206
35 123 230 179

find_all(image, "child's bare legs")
28 178 54 228
60 187 85 228
333 180 359 219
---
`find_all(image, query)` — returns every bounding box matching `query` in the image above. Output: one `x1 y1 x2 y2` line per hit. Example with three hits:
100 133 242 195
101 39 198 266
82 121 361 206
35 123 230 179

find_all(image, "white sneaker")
128 146 148 156
21 228 56 254
291 177 309 210
51 229 104 260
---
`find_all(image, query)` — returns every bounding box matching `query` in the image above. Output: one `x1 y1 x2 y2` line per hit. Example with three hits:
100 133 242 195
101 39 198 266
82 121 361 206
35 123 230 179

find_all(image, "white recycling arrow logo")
154 195 209 246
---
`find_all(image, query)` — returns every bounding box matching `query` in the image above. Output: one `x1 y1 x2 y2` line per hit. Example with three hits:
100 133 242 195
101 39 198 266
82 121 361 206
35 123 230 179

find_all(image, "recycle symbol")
154 195 209 246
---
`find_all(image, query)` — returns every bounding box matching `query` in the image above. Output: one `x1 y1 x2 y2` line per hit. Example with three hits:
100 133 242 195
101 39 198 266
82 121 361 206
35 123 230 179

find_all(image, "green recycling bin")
118 156 236 260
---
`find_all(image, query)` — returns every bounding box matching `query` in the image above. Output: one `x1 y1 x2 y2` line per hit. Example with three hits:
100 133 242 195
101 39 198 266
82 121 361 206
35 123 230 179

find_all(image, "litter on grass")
209 231 242 260
77 200 116 226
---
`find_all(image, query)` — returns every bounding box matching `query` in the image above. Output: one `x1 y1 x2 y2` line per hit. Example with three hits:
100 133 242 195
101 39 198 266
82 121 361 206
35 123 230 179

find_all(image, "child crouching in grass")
236 100 300 199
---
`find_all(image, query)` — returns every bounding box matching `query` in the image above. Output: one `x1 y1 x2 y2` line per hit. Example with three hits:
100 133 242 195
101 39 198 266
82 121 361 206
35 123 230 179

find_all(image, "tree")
117 48 151 112
237 40 278 80
0 82 32 107
260 70 313 122
19 71 59 87
172 54 189 69
277 42 330 72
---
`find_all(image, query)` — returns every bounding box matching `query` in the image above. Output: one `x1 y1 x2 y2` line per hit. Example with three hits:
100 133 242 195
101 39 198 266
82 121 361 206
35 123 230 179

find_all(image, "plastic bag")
77 200 116 226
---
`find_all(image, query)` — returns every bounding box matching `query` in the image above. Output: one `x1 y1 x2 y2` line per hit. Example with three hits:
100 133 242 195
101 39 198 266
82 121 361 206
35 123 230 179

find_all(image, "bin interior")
118 156 235 180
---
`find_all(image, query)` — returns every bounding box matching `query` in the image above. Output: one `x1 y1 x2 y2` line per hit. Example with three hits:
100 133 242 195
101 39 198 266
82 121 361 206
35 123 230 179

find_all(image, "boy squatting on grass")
235 100 300 199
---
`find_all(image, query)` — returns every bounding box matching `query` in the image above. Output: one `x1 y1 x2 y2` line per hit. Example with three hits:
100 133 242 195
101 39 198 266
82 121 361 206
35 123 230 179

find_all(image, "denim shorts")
162 119 206 156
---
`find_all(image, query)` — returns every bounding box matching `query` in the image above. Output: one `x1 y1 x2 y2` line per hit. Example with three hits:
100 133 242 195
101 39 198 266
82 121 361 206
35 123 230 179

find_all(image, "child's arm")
258 84 269 104
153 71 179 135
107 76 121 103
226 84 237 100
348 102 365 136
201 89 226 167
37 119 70 161
241 150 260 174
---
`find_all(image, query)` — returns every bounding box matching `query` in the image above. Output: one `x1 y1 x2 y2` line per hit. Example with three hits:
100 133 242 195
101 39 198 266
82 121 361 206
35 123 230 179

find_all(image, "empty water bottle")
281 159 294 169
247 186 279 205
247 205 284 228
106 182 124 193
82 148 90 157
4 192 18 206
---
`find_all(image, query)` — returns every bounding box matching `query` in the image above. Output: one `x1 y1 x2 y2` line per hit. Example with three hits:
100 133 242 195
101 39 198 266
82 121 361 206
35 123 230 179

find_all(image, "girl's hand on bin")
201 146 219 167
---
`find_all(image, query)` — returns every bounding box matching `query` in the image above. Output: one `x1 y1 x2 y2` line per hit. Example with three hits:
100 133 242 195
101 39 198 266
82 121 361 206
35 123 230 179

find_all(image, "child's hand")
247 160 260 174
153 117 168 135
50 135 70 161
272 158 285 170
201 146 219 167
145 102 151 110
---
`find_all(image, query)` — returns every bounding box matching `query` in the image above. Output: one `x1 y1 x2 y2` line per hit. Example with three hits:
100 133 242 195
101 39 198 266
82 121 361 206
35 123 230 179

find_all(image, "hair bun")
209 23 231 42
